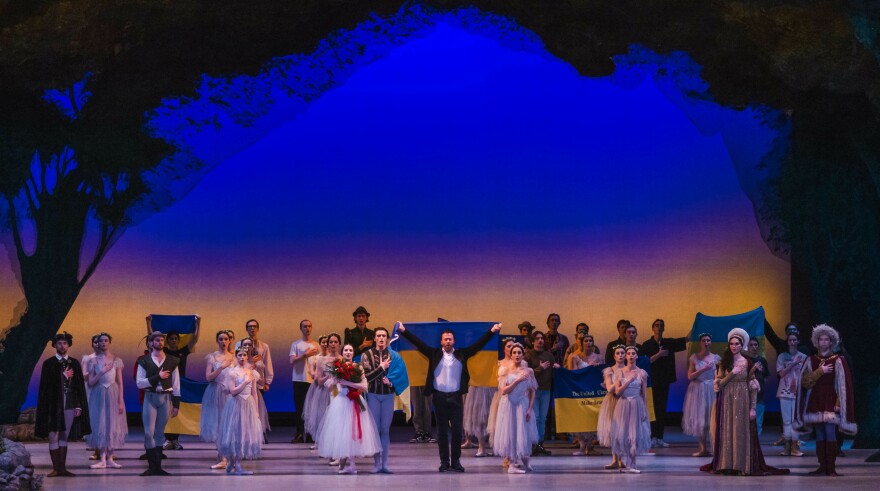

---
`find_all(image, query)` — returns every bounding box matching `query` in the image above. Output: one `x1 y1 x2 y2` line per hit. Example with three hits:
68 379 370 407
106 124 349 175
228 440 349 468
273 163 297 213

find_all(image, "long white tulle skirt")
316 389 382 459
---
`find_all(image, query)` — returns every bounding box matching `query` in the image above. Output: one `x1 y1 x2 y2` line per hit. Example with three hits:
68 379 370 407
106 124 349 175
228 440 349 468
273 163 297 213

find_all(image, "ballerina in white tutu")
610 345 651 473
242 338 271 439
302 335 329 445
488 337 518 468
682 333 720 457
316 344 382 475
493 343 538 474
85 333 128 469
217 347 263 475
599 344 627 470
201 330 234 470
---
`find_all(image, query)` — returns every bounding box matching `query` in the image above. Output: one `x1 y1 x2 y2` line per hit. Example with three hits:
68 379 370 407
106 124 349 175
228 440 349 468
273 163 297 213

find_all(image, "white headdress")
727 327 749 347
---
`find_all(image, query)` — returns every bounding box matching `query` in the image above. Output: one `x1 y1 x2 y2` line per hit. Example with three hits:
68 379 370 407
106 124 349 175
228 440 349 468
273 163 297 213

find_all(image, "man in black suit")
397 322 501 473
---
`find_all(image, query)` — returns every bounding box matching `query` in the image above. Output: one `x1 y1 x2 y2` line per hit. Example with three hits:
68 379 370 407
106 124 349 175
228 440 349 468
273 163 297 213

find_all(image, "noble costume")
35 349 91 477
796 324 856 476
700 329 788 476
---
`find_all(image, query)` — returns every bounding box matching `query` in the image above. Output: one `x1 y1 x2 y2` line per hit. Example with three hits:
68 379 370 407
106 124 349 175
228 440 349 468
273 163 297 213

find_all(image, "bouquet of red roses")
327 359 366 411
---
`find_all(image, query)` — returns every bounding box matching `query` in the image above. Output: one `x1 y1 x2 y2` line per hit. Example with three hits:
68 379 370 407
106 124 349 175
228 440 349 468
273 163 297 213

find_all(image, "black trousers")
651 383 670 439
292 381 310 436
433 391 464 465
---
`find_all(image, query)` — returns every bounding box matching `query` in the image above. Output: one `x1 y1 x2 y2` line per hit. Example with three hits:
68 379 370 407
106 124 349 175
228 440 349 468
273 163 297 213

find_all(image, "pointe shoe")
572 450 586 456
107 458 123 469
691 450 709 457
626 468 641 474
507 465 526 474
604 462 619 470
90 460 107 469
211 459 228 469
329 459 340 466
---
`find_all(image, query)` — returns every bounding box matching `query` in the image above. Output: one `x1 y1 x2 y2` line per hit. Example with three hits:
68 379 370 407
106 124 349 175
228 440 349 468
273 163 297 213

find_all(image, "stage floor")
23 427 879 489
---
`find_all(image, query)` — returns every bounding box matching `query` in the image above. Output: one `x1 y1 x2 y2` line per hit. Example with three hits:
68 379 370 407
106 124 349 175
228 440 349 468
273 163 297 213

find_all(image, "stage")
23 427 878 490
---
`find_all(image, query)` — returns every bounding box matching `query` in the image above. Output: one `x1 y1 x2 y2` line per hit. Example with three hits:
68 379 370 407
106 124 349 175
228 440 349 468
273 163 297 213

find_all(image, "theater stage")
24 427 878 490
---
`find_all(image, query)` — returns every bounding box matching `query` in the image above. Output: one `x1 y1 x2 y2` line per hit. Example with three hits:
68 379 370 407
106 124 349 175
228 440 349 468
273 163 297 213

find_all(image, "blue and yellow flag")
553 356 655 433
392 321 499 388
149 314 198 348
689 306 765 356
164 377 208 435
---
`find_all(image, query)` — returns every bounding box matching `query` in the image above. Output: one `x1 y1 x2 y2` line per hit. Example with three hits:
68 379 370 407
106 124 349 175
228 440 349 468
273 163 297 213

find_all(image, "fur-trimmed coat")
795 353 856 435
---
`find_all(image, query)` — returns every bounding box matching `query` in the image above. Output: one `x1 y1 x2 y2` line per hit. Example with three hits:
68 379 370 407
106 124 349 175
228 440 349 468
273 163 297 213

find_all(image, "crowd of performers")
33 306 856 477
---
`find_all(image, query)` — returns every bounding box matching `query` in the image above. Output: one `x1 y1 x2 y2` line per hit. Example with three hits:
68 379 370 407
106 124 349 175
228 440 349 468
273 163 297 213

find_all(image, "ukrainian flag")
553 356 655 433
392 321 499 388
164 377 208 435
689 306 766 356
148 314 198 348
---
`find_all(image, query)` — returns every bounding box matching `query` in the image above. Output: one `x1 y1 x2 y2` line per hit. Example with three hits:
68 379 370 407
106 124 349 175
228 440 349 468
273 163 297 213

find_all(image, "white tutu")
303 382 331 438
492 369 539 462
596 366 622 447
682 379 715 437
256 389 270 433
463 385 496 438
316 384 382 459
217 369 263 460
681 354 718 438
200 379 229 442
610 370 651 467
86 381 128 451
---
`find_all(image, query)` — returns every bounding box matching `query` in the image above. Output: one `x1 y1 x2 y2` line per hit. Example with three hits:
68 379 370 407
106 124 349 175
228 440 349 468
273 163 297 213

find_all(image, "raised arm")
398 324 434 357
460 323 502 358
188 315 201 352
764 318 786 355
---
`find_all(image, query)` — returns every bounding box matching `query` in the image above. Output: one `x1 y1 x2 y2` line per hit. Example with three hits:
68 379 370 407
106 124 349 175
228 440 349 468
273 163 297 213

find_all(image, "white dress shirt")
136 351 181 396
434 349 462 393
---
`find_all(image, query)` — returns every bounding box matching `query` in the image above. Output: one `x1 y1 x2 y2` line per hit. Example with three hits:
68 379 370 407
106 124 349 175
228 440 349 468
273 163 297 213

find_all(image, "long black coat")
34 356 91 439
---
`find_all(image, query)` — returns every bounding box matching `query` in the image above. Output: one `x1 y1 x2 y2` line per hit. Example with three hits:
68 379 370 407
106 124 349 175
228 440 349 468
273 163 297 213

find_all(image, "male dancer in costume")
35 332 91 477
136 331 180 476
361 326 396 473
